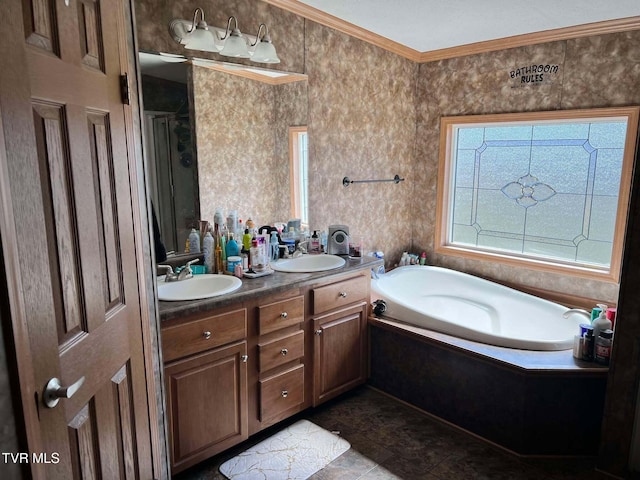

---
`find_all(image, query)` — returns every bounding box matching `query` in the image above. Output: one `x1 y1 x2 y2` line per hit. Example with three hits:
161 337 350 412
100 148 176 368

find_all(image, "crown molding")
262 0 423 61
261 1 640 63
419 15 640 62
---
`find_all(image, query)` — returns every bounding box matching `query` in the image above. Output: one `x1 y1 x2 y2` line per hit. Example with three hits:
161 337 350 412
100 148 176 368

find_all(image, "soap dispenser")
592 304 612 341
310 231 320 254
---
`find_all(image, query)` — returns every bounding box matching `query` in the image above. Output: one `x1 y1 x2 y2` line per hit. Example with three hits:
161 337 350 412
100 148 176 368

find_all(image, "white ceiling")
297 0 640 53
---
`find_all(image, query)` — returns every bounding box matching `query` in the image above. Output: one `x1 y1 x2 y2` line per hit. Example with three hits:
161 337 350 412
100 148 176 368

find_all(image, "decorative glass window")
435 108 639 282
289 126 309 226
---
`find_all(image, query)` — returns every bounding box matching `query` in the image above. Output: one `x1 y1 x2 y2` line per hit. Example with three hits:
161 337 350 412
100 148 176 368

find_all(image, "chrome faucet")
158 258 200 282
293 240 309 258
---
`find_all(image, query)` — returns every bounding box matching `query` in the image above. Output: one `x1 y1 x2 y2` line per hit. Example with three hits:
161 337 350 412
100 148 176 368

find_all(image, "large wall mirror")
139 52 308 255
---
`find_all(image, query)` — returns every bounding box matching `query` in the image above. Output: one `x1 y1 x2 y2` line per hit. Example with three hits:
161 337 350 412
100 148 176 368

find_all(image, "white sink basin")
271 254 346 273
158 274 242 301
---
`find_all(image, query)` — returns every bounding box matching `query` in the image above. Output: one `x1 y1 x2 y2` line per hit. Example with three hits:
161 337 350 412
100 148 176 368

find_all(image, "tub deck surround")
368 319 608 456
158 255 382 321
371 265 586 351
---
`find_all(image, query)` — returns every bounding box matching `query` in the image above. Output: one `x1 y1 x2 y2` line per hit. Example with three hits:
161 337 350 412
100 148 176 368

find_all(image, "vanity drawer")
162 309 247 363
313 274 369 315
258 295 304 336
259 364 304 422
259 330 304 372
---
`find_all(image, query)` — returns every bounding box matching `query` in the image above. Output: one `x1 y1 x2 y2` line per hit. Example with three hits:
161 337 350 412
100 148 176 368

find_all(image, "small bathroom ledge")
369 317 608 374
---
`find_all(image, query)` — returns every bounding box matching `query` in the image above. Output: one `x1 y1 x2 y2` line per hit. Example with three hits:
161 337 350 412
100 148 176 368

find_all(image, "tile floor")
175 386 607 480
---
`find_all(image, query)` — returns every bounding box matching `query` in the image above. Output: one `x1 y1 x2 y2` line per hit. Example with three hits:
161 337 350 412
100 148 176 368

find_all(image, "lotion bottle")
592 304 612 341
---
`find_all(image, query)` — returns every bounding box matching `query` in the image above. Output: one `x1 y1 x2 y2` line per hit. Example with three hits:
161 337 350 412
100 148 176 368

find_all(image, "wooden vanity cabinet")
163 309 248 474
312 273 369 405
255 294 309 430
161 268 372 474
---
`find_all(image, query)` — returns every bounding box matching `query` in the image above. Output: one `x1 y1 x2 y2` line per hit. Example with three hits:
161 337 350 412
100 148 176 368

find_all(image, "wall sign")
509 64 560 87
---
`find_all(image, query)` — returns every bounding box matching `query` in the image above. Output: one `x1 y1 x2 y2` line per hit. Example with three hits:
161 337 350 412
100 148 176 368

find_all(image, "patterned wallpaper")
135 0 640 301
413 31 640 303
305 22 418 264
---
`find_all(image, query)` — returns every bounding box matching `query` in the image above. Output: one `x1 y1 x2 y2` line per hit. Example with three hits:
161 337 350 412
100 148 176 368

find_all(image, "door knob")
43 376 85 408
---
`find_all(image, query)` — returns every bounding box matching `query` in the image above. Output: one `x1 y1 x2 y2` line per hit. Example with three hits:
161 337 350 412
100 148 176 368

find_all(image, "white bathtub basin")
371 265 584 351
158 274 242 301
271 254 346 273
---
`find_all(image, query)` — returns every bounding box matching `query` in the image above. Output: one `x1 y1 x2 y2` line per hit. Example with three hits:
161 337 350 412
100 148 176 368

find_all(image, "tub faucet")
562 308 591 320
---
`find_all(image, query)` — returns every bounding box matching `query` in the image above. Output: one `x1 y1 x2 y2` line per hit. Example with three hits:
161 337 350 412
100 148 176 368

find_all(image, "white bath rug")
219 419 350 480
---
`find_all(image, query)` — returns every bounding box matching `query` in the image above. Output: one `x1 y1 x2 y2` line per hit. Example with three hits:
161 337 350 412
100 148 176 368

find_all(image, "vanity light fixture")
249 24 280 64
169 8 219 53
169 9 279 63
218 16 250 58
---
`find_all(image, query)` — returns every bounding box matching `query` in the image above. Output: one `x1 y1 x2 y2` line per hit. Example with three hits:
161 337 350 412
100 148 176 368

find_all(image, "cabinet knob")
315 329 323 335
241 354 248 363
203 331 212 340
281 390 288 398
281 348 288 356
339 291 348 298
280 312 288 318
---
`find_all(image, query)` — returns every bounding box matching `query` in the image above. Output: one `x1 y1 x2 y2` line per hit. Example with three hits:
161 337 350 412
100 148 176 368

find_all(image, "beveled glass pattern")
450 120 627 267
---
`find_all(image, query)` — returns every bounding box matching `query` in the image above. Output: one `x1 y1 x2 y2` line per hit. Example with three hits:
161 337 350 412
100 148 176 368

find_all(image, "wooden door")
313 303 368 405
0 0 157 478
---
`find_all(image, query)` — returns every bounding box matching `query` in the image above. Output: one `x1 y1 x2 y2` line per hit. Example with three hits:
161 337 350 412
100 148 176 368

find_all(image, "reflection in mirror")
139 52 308 256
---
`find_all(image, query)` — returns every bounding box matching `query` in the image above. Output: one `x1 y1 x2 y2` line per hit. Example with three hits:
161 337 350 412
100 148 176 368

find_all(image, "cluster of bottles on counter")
184 209 329 277
573 303 616 366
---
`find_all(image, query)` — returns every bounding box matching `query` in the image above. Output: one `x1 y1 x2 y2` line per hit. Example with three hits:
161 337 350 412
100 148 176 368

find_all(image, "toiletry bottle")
310 230 320 254
246 218 256 236
595 329 613 366
237 219 243 242
250 238 265 272
188 228 200 254
606 308 617 330
592 304 612 341
215 244 223 274
320 231 327 253
203 231 214 273
219 230 227 273
420 252 427 265
242 228 252 252
214 208 224 231
226 232 240 257
270 231 280 262
582 326 594 361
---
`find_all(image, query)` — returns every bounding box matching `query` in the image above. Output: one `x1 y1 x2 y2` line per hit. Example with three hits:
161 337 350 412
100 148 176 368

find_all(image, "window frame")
289 126 308 228
435 107 639 283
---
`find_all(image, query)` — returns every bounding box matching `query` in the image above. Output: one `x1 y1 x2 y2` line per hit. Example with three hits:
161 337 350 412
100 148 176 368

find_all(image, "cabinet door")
165 341 248 473
313 303 368 406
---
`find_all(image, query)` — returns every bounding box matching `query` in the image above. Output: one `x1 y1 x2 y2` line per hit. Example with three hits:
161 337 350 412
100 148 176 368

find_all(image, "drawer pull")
339 291 348 298
241 354 249 363
203 331 212 340
280 312 288 318
281 348 288 356
315 329 323 336
281 390 288 398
